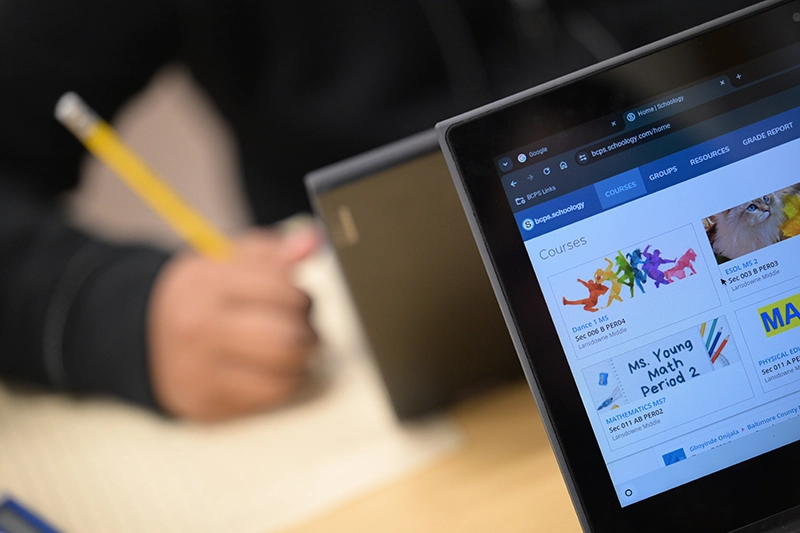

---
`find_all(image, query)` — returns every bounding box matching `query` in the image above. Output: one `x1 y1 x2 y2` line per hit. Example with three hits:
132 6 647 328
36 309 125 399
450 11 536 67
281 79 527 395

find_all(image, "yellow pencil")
54 92 233 260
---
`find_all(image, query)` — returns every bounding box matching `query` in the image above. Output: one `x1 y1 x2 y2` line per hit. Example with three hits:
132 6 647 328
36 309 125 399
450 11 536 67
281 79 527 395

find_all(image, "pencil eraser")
54 92 98 138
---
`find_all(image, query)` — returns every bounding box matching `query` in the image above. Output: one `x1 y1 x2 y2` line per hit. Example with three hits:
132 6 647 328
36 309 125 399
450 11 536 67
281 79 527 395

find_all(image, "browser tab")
627 95 685 123
495 115 625 177
621 76 734 132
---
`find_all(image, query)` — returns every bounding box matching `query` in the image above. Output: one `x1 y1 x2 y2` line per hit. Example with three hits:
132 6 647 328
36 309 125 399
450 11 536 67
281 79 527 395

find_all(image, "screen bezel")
441 1 800 531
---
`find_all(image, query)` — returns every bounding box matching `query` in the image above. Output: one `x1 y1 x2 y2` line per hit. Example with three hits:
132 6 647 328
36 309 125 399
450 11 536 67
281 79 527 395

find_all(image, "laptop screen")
493 41 800 506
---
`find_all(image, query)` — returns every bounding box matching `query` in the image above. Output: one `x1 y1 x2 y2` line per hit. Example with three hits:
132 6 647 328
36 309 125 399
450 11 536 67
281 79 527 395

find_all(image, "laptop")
304 130 527 419
437 0 800 530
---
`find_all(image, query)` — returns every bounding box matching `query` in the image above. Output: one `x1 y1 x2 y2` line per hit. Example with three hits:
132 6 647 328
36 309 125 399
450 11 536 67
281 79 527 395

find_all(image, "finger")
232 226 320 267
219 266 311 309
232 230 291 266
280 225 321 263
213 309 318 373
202 365 307 421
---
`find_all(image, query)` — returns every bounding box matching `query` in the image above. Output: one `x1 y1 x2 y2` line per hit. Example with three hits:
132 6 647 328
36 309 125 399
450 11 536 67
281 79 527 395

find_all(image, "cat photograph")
707 185 800 263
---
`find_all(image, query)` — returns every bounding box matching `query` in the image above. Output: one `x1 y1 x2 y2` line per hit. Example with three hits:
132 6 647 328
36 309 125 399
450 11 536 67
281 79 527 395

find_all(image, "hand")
147 226 320 422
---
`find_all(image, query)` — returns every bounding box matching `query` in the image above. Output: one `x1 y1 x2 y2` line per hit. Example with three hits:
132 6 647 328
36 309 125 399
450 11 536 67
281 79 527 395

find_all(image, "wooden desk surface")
281 382 582 533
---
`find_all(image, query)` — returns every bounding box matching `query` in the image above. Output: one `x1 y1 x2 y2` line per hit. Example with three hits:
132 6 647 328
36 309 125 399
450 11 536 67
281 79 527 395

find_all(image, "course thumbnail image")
704 182 800 264
561 245 698 313
584 316 740 412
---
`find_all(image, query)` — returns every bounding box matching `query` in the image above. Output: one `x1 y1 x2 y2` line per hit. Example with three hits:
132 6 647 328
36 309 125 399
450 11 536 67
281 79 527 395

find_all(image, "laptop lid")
438 0 800 530
304 131 525 419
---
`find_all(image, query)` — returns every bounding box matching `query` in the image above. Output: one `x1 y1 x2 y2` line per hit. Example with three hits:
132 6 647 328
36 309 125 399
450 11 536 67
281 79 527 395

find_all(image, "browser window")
501 53 800 506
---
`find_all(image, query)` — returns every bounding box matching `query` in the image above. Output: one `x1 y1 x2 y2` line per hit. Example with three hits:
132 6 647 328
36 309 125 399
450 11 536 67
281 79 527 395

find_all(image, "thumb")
281 225 321 263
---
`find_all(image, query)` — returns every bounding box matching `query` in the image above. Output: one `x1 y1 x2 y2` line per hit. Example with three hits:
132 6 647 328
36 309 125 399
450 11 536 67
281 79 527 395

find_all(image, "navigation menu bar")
514 104 800 239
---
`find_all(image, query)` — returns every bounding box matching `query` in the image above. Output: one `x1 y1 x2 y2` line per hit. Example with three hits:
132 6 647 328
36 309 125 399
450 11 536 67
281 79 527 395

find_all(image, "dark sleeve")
0 0 181 407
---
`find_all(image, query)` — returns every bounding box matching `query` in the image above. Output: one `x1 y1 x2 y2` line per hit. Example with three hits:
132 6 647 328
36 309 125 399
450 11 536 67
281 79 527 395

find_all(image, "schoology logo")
626 112 637 123
522 218 535 231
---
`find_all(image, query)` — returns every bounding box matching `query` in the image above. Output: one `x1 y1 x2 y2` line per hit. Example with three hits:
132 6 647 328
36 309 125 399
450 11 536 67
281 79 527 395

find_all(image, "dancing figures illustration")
562 278 608 312
561 241 699 314
625 249 648 296
595 258 624 308
641 245 675 288
664 248 698 281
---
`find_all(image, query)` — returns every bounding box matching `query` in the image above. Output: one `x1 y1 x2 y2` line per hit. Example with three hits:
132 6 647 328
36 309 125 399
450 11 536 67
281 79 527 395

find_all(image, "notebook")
304 130 528 419
438 0 800 530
